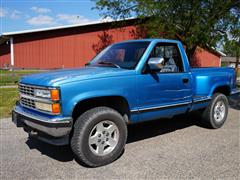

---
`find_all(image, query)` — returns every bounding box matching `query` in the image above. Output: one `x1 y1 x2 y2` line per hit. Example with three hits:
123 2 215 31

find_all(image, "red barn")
0 19 224 69
191 46 225 67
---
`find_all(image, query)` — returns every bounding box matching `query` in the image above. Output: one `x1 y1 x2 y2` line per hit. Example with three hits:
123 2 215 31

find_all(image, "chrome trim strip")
20 93 52 104
14 105 71 124
130 109 138 113
130 101 191 113
193 96 211 103
19 83 58 90
230 89 240 95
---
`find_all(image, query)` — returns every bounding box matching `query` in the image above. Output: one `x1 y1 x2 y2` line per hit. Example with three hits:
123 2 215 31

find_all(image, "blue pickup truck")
13 39 238 167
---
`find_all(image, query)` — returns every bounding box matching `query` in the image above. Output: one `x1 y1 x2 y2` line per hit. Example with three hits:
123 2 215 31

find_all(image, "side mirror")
148 57 164 70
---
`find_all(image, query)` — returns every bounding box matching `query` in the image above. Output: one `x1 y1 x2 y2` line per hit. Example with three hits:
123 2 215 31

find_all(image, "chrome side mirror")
148 57 164 70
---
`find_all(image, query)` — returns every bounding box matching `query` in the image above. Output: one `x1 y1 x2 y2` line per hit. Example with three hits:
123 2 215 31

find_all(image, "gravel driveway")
0 108 239 179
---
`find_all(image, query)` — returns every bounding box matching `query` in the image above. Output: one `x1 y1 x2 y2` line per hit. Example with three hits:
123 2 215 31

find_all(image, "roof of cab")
116 38 181 44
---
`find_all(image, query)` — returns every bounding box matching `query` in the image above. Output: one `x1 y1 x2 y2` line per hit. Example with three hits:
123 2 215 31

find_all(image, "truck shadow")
228 94 240 110
25 111 204 163
127 111 203 144
25 138 74 162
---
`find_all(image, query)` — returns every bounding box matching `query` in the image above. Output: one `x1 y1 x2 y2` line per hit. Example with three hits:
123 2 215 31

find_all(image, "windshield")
89 42 150 69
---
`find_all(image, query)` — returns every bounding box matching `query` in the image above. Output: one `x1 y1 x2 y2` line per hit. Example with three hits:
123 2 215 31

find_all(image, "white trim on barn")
10 37 14 67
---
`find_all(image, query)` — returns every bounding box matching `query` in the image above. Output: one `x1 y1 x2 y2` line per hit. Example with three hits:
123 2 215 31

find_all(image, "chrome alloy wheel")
88 120 119 156
214 100 226 122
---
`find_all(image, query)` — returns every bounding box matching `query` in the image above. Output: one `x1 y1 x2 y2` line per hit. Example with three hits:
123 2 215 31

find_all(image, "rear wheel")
71 107 127 167
201 93 228 129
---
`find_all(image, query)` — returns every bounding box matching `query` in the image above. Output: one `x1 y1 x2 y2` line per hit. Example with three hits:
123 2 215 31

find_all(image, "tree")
93 0 240 61
223 18 240 76
92 31 114 54
224 39 240 77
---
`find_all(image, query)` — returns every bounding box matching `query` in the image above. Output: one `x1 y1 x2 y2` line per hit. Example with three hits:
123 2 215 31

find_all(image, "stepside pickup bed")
13 39 238 167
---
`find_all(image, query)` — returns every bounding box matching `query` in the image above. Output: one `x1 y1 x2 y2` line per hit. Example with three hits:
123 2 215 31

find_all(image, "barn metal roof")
1 18 135 36
210 46 226 57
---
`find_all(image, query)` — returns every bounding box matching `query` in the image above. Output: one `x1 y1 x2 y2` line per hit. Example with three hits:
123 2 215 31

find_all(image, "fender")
64 90 131 116
208 83 231 97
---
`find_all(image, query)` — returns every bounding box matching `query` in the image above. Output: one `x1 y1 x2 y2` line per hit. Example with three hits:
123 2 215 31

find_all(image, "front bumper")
12 103 73 145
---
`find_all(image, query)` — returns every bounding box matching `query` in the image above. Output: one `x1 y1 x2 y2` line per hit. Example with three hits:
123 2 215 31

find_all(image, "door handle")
182 78 189 84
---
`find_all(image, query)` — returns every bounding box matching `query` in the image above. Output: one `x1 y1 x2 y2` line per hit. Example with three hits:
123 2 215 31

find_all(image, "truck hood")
20 67 134 87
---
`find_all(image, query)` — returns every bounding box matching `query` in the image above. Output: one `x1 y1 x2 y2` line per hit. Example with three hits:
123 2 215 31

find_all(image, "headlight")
35 102 61 114
35 89 60 101
35 89 51 98
35 102 52 112
34 88 61 114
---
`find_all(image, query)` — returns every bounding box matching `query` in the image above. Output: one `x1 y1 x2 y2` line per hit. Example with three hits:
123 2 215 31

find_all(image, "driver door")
136 43 192 121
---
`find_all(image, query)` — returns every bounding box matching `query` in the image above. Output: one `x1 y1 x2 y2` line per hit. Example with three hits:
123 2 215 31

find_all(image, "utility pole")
235 40 240 82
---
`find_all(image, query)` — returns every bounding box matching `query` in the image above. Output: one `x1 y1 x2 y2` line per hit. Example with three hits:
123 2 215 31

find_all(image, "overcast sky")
0 0 102 34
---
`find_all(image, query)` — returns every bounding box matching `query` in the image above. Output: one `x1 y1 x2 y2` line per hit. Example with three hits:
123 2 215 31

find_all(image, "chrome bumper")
12 104 73 138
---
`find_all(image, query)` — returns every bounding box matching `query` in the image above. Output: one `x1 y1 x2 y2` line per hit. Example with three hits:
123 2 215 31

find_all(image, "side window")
149 43 184 72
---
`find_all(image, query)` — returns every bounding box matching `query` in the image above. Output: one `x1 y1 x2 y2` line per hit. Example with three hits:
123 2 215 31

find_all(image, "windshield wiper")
85 61 91 66
97 61 121 68
85 62 91 66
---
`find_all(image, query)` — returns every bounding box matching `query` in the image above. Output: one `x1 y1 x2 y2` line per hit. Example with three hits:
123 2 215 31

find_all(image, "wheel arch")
71 95 131 124
211 85 231 96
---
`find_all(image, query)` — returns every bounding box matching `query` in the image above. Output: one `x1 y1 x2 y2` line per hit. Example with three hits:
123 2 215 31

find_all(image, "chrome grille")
19 84 36 109
20 97 35 108
18 84 57 114
19 84 34 96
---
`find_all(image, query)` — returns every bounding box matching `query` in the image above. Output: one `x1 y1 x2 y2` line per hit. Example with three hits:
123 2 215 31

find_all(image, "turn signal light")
52 103 61 114
51 89 60 101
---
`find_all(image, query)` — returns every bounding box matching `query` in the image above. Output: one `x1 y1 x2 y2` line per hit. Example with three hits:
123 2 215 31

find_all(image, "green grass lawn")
0 88 18 118
0 69 45 75
0 69 45 86
0 75 20 86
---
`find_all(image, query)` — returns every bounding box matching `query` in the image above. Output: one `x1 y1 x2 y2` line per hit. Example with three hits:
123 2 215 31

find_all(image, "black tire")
202 93 228 129
71 107 127 167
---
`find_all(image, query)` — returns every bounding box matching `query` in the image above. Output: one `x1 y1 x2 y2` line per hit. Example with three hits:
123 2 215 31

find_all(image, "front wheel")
201 93 228 129
71 107 127 167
